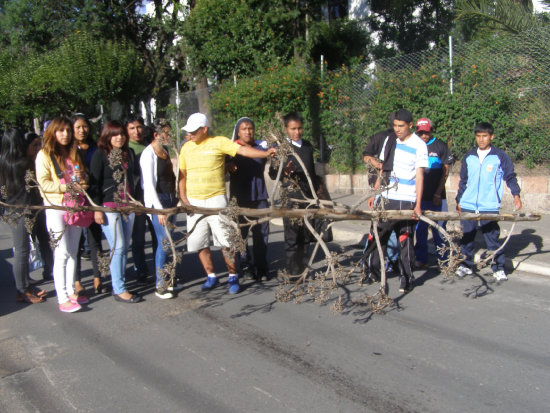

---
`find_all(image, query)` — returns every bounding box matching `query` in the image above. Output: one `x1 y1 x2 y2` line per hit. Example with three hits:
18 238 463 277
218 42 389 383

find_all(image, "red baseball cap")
416 118 432 132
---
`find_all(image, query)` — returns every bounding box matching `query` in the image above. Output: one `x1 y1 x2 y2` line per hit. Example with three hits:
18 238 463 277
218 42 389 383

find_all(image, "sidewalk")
274 193 550 278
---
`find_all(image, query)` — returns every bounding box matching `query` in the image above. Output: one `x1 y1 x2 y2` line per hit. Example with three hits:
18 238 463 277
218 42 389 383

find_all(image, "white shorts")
186 195 230 252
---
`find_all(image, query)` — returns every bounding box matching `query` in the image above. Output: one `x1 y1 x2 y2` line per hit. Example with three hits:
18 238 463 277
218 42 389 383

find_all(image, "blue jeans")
101 212 135 295
151 193 178 288
414 199 448 264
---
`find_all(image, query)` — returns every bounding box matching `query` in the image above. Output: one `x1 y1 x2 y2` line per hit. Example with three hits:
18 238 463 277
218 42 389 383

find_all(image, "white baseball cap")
182 113 210 133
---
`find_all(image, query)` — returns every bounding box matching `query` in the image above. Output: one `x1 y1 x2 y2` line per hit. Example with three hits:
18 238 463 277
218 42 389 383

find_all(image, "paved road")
1 220 549 413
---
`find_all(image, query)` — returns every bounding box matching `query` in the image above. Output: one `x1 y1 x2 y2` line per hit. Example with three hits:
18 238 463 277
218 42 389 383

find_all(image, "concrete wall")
324 173 550 213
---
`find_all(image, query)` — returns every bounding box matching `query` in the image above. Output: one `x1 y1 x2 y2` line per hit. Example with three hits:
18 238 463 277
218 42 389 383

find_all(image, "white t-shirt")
383 133 428 202
477 147 491 163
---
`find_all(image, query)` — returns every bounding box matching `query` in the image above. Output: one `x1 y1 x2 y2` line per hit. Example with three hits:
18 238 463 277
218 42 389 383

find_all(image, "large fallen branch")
2 200 537 223
1 122 541 317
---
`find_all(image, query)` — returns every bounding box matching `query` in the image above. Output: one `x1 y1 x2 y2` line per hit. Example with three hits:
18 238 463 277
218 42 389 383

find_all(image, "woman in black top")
0 129 53 303
71 113 108 295
89 121 141 303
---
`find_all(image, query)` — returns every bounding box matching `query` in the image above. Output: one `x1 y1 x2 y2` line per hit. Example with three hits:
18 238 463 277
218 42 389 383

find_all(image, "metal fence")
328 25 550 167
151 25 550 167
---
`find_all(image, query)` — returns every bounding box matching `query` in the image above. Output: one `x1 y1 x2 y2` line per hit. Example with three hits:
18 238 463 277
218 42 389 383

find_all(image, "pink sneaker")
69 295 89 305
59 302 81 313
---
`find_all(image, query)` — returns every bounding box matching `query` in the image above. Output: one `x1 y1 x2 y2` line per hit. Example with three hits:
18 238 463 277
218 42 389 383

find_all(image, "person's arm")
140 148 166 225
178 168 189 206
433 163 450 206
367 175 381 210
363 132 387 170
140 148 161 207
363 155 382 170
35 151 66 195
500 152 522 211
513 195 522 211
89 152 106 225
237 145 276 159
455 156 469 212
414 167 424 218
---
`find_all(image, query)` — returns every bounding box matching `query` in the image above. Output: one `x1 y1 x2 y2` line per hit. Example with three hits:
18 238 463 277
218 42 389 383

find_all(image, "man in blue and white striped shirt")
367 109 428 292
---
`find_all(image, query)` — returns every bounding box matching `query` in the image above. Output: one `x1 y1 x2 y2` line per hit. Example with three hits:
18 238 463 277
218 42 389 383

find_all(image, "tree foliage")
455 0 550 39
0 32 143 125
181 0 289 80
0 0 184 126
181 0 366 80
209 62 316 138
367 0 455 58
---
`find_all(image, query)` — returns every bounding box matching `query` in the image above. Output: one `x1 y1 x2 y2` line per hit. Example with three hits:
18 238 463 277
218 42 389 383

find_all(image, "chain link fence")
325 25 550 169
149 26 550 170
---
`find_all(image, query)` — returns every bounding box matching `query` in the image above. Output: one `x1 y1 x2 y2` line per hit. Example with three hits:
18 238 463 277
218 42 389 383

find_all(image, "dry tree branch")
476 222 517 270
2 156 541 316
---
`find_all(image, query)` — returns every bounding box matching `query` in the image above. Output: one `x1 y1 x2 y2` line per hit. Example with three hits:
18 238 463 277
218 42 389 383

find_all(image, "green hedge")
210 45 549 171
209 62 317 140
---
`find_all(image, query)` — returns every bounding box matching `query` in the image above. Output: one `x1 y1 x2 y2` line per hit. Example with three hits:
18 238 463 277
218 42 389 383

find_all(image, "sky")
533 0 549 12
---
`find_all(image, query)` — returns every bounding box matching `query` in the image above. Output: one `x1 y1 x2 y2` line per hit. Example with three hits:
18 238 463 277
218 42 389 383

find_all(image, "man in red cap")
414 118 454 268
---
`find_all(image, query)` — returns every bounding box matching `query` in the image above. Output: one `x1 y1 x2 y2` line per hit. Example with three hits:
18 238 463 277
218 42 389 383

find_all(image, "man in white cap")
413 117 454 268
178 113 276 294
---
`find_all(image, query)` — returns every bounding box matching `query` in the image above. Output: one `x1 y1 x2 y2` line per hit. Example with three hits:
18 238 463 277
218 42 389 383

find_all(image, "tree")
0 32 143 125
307 18 370 70
0 0 184 123
181 0 291 81
180 0 362 81
366 0 455 58
455 0 550 39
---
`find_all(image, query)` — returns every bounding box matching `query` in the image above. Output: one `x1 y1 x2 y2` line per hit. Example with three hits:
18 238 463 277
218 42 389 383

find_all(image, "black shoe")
399 275 414 293
255 271 269 282
113 293 142 303
399 275 408 293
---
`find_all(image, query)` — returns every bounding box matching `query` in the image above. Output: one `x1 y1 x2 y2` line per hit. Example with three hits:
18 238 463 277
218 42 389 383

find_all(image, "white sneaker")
167 283 184 292
155 288 174 299
456 265 473 278
493 270 508 281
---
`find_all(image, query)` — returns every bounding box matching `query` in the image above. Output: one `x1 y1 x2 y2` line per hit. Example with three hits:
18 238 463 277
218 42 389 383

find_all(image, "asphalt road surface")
1 221 549 413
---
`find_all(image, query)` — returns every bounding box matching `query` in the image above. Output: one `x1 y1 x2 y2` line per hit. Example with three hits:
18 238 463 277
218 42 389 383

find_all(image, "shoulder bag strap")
49 154 64 179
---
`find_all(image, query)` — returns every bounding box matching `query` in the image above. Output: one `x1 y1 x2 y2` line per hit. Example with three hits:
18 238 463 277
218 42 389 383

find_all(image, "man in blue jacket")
455 122 522 282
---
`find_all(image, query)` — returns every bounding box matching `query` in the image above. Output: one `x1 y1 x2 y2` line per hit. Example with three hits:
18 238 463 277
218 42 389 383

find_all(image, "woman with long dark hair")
71 113 109 295
89 120 141 303
0 129 53 303
35 117 88 312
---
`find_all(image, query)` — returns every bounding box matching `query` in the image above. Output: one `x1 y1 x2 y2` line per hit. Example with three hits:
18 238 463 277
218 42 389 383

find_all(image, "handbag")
62 192 94 227
50 155 94 227
29 235 44 271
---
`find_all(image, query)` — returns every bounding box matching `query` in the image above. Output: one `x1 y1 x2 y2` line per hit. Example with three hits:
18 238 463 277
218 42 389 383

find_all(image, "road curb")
271 218 550 278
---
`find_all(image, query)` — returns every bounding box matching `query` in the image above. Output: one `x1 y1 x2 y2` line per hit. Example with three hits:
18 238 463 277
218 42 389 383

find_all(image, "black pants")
10 211 53 293
236 199 269 276
74 222 103 281
283 216 316 276
365 199 416 281
460 208 504 272
131 213 157 275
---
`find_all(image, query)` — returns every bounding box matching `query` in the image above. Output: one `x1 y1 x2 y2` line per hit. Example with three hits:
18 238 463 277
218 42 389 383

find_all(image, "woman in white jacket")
140 119 179 299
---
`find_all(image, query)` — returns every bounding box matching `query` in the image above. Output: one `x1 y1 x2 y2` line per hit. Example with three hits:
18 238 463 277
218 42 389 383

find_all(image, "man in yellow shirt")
178 113 276 293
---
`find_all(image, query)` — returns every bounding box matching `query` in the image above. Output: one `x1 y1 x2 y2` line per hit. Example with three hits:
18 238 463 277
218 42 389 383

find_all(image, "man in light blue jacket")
455 122 522 282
